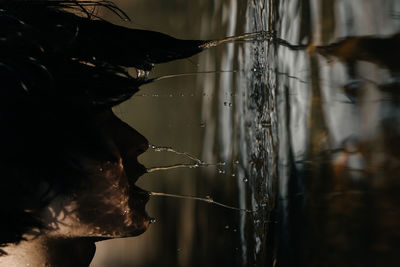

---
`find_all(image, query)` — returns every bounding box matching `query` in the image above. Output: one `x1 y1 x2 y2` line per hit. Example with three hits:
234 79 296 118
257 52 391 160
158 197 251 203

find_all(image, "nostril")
137 142 149 155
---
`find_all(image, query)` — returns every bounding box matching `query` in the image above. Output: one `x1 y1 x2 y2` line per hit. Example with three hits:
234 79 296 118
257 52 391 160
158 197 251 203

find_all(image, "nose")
136 141 149 156
105 111 149 158
131 133 149 157
101 111 149 181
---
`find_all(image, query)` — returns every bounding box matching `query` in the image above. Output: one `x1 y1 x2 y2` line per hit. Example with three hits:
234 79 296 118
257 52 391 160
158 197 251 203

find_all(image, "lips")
124 160 147 184
125 185 151 236
129 185 150 208
124 145 150 231
121 139 148 185
123 148 149 212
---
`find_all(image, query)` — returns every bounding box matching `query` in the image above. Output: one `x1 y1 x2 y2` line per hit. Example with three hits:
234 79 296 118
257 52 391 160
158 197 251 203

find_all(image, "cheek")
72 160 150 237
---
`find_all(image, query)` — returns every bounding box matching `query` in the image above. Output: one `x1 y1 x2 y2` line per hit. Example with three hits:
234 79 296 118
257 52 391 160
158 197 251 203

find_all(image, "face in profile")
41 110 152 239
0 1 209 266
0 103 152 266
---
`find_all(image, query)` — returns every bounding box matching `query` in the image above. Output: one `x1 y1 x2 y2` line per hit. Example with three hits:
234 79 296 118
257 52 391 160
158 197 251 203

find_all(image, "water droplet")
233 229 237 232
150 218 156 224
228 103 232 107
99 168 103 172
189 163 199 168
225 225 230 229
218 169 226 174
180 93 185 97
20 82 29 92
137 69 150 79
261 120 271 127
231 173 236 177
224 102 228 106
234 160 239 164
200 122 206 128
253 68 257 72
205 195 213 202
242 178 248 183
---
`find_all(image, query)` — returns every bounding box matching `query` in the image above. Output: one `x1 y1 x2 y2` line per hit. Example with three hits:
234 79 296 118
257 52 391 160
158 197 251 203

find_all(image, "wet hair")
0 0 207 247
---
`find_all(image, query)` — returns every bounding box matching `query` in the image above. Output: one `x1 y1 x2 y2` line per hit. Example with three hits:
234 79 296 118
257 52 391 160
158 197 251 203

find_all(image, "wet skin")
0 1 195 264
0 0 210 250
0 106 152 266
70 110 152 239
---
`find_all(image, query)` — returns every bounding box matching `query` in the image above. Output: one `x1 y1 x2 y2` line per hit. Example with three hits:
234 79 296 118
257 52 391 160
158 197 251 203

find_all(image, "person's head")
0 0 207 255
0 0 153 247
0 91 151 245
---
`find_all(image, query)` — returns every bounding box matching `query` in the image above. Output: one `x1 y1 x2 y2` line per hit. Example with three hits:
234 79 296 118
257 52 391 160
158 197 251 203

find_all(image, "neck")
0 236 97 267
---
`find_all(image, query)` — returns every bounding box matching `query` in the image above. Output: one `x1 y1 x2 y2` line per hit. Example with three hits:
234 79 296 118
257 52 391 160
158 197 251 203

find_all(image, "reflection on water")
258 0 400 266
93 0 400 266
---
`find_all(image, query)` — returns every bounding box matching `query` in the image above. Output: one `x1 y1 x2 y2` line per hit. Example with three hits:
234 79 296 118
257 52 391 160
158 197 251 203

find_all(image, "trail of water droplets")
146 144 225 173
149 192 254 213
143 145 255 213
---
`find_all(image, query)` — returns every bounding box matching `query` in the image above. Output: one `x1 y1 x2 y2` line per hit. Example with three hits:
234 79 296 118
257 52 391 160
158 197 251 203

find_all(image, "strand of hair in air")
148 191 254 213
